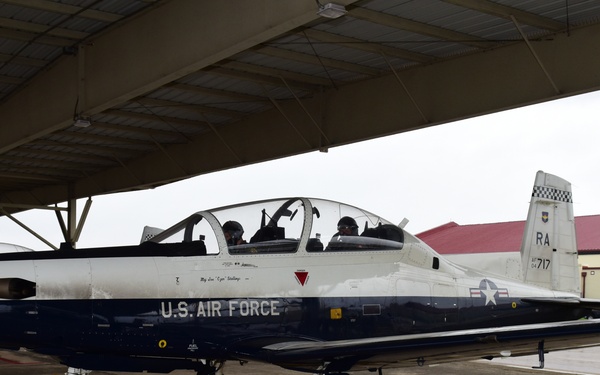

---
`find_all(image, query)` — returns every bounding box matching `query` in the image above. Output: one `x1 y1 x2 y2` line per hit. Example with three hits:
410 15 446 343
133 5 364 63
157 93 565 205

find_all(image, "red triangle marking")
295 271 309 286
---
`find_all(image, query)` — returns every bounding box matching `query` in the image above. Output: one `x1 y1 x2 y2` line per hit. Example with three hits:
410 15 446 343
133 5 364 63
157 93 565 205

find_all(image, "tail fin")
140 226 164 243
520 171 579 293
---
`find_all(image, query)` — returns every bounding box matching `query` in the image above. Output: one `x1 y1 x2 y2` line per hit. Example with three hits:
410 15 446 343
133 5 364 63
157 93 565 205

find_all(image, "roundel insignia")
469 279 509 306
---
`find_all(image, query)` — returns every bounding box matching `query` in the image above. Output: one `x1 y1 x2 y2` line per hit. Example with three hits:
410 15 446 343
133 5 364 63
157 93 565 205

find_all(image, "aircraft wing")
237 319 600 373
522 297 600 309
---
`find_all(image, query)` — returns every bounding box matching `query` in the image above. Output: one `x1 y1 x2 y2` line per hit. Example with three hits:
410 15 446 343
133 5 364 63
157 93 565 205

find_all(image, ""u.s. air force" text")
160 300 280 318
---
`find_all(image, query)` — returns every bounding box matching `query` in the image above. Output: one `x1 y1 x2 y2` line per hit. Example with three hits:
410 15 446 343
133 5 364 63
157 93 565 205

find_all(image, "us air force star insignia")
469 279 509 306
481 281 497 306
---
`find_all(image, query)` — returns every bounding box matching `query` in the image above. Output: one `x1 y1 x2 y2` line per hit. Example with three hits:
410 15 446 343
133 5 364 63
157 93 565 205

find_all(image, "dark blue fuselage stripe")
0 296 586 360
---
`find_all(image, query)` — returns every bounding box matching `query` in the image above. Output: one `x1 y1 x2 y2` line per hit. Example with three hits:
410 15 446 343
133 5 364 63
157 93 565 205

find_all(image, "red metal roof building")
416 215 600 298
417 215 600 255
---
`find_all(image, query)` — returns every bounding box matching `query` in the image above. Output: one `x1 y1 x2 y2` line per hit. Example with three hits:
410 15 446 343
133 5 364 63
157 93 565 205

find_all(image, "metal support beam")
151 136 189 176
0 203 68 211
73 197 92 243
1 197 93 250
381 52 428 124
511 15 560 95
1 208 58 250
55 197 93 247
67 198 76 245
199 115 244 164
281 77 331 147
263 85 313 149
55 206 68 243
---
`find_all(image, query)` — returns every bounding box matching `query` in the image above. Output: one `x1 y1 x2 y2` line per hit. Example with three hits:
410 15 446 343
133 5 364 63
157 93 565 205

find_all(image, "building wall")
581 254 600 298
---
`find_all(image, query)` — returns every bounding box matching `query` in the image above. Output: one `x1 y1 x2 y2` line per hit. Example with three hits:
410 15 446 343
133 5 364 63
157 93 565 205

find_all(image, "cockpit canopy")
146 198 403 255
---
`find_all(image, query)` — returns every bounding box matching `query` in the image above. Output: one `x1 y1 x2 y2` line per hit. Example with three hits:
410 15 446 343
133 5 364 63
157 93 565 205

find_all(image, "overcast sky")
3 90 600 250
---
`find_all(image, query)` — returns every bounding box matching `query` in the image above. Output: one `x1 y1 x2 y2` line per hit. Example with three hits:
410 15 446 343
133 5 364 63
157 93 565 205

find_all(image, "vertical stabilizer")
521 171 579 293
140 226 164 243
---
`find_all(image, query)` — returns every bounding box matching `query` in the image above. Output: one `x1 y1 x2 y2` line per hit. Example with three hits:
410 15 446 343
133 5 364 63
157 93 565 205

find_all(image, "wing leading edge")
522 297 600 310
245 319 600 373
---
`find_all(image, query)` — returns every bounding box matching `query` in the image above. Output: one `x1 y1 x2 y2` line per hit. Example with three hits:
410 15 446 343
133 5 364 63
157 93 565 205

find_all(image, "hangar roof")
417 215 600 254
2 0 600 214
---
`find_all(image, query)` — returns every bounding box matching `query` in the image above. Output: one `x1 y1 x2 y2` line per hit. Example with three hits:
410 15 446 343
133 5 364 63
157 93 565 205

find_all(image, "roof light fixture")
316 2 347 19
73 115 91 128
72 96 91 127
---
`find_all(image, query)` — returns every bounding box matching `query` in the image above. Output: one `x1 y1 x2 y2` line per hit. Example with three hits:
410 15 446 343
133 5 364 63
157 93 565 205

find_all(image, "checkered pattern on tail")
532 185 572 203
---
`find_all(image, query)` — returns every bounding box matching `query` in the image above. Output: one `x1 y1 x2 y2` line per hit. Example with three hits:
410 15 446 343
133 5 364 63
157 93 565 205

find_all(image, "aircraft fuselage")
0 243 584 370
0 196 590 373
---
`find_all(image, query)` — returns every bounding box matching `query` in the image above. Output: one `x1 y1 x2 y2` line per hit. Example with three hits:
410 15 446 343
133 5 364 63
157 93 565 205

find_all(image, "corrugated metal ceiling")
1 0 600 212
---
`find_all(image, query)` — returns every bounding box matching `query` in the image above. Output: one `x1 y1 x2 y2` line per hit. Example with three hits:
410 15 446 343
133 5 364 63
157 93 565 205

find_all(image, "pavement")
1 347 599 375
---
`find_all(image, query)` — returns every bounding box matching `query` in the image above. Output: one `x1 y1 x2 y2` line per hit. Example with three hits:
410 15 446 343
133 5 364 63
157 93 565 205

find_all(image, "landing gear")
532 340 545 369
65 368 91 375
195 359 224 375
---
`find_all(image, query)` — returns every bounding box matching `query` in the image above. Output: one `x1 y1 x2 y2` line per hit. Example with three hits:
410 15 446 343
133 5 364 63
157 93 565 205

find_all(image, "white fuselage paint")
0 235 570 306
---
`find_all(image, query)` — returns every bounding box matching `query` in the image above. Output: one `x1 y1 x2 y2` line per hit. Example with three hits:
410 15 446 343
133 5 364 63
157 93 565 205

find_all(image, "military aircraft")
0 171 599 375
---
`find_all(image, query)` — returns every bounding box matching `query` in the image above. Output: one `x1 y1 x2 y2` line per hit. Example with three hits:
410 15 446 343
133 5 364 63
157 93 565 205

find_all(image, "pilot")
223 220 246 246
332 216 359 241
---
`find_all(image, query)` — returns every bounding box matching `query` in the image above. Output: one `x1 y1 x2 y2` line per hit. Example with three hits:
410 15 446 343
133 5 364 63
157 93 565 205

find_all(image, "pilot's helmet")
337 216 358 235
223 220 244 244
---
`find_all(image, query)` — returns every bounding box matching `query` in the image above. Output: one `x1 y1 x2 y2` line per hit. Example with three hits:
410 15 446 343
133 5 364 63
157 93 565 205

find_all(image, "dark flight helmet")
337 216 358 235
223 220 244 244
